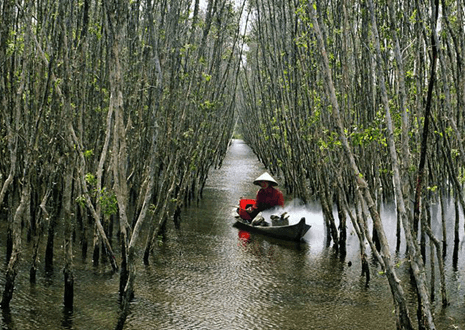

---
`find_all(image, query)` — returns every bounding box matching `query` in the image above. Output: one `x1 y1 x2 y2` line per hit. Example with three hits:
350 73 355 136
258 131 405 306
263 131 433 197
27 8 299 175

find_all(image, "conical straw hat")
253 172 278 186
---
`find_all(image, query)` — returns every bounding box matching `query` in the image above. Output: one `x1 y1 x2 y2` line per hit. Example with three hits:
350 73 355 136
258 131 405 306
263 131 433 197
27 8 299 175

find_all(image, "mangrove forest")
1 0 465 329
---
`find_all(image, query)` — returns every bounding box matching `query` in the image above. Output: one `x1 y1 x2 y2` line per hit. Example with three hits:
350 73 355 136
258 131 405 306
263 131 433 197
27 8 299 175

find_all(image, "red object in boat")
238 198 255 221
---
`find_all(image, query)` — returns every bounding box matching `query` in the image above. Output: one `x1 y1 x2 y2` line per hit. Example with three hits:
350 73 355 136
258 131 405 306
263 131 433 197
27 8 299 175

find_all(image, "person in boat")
246 172 284 220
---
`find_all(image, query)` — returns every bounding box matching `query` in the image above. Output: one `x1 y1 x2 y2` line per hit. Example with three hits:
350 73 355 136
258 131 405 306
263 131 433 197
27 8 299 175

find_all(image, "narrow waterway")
1 139 464 329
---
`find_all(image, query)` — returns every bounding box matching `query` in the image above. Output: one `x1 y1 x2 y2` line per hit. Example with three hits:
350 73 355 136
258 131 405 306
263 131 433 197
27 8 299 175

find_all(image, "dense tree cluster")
0 0 243 327
238 0 464 329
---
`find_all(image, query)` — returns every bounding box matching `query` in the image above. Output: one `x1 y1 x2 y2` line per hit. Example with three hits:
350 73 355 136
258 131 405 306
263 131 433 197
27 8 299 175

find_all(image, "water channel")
1 139 465 329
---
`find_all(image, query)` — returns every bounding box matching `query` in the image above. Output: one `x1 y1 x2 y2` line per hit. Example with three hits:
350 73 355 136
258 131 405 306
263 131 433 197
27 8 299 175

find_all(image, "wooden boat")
233 217 311 242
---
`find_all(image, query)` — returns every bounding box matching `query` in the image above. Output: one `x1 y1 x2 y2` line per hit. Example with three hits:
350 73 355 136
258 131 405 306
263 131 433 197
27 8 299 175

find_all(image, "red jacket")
254 186 284 211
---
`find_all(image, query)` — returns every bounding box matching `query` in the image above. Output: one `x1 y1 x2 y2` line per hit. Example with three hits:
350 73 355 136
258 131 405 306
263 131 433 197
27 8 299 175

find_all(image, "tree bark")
1 176 29 309
410 0 440 327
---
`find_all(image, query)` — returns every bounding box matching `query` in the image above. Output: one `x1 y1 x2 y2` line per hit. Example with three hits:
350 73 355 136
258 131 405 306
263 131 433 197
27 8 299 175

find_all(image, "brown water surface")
1 139 464 329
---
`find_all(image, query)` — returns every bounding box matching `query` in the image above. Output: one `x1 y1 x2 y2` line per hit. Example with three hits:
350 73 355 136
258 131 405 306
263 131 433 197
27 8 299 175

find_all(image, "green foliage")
89 22 103 39
444 126 454 137
294 33 309 49
75 195 86 208
202 72 212 82
182 128 194 140
79 173 118 215
84 149 94 158
189 161 197 171
200 99 215 111
6 30 25 57
349 125 387 147
458 168 465 185
451 149 460 159
85 173 97 186
98 187 118 216
318 131 341 151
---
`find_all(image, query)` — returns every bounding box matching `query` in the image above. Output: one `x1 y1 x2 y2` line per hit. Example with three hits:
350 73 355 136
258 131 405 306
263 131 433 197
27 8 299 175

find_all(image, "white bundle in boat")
270 212 289 226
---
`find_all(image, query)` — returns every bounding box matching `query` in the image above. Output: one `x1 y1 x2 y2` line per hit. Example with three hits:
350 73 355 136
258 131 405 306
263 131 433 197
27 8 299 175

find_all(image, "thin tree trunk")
92 225 100 267
1 177 29 309
423 201 448 307
319 170 339 251
30 188 51 283
410 0 440 327
0 118 17 208
336 188 347 257
59 6 75 309
335 171 371 285
439 188 447 259
453 197 460 269
62 166 74 310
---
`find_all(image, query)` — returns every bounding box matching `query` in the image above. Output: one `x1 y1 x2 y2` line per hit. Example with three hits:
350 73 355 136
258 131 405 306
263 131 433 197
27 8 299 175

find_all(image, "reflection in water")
61 306 73 329
238 230 251 245
0 140 464 329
